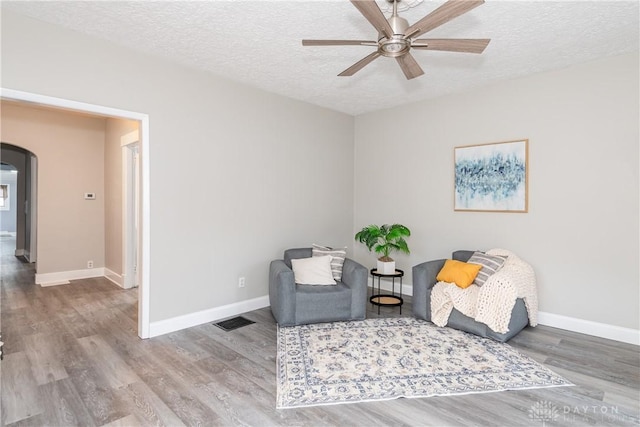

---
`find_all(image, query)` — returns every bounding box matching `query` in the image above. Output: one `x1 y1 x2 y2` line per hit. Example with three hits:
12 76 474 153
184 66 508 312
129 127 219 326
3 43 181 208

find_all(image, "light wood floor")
1 236 639 426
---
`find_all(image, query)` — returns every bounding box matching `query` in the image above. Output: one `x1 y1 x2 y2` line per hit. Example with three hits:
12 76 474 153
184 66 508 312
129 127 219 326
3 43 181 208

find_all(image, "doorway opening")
1 88 151 339
0 144 37 264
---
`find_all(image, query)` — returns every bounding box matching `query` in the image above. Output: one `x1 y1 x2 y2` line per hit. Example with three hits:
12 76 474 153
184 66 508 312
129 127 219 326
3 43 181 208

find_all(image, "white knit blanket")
430 249 538 334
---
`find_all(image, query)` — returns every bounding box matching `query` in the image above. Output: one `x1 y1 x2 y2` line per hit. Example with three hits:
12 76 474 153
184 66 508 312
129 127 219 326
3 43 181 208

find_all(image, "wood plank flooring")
1 236 639 426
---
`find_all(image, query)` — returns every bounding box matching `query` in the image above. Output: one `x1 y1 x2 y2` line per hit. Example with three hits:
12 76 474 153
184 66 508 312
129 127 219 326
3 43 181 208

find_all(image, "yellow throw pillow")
436 259 482 289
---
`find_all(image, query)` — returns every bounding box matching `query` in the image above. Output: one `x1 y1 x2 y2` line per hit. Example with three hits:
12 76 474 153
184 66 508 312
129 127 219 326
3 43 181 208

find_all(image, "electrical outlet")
87 260 94 269
238 277 245 288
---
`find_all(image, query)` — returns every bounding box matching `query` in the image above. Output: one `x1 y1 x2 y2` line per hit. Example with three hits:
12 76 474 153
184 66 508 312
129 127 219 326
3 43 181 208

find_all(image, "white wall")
4 8 635 338
354 53 639 331
1 10 355 323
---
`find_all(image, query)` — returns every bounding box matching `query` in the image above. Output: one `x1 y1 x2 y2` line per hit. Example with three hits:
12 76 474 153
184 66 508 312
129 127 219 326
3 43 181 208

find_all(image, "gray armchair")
413 250 529 342
269 248 368 326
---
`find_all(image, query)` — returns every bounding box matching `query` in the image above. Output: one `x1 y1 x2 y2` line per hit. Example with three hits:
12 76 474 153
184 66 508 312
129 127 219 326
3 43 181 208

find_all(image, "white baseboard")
32 269 638 346
148 295 271 338
537 311 639 346
374 283 637 345
104 268 125 288
36 267 105 286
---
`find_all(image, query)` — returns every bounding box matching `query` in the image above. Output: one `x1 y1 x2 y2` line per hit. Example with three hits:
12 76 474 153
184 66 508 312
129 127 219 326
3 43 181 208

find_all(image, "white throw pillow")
291 255 337 285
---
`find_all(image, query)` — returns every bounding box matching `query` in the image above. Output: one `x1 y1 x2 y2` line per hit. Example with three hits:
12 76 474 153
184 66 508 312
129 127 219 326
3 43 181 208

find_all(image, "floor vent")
214 316 255 332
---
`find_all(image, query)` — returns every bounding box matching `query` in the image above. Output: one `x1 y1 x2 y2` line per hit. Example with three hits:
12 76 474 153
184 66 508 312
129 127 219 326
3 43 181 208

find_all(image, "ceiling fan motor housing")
378 15 410 57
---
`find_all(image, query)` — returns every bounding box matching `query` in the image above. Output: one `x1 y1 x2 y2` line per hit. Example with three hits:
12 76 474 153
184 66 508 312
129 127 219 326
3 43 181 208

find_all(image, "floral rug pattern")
276 317 571 408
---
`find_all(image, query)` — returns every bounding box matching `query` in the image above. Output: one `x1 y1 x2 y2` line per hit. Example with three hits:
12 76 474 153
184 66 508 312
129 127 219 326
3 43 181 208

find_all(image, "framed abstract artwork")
454 139 528 213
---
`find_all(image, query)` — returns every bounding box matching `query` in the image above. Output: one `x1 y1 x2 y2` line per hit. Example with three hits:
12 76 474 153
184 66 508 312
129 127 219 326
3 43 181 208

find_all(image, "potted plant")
355 224 411 274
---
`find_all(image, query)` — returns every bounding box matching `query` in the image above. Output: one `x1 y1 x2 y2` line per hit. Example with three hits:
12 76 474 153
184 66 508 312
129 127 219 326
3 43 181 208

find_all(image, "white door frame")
121 132 140 289
28 154 37 263
1 88 152 339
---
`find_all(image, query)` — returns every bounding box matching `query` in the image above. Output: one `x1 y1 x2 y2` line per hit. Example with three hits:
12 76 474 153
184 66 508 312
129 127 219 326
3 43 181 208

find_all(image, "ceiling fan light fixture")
379 37 410 57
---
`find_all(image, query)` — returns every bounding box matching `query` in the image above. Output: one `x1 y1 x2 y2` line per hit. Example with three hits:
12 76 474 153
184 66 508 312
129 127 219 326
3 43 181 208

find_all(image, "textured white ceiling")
3 0 639 115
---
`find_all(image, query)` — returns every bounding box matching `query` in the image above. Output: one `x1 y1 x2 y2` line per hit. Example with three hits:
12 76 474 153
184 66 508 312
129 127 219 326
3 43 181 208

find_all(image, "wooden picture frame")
454 139 528 213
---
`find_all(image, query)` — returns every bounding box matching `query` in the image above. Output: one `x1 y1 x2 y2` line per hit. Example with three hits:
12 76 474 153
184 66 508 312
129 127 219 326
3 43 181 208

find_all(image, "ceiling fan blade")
350 0 394 39
302 40 377 47
338 51 381 76
396 53 425 80
412 38 490 53
405 0 485 40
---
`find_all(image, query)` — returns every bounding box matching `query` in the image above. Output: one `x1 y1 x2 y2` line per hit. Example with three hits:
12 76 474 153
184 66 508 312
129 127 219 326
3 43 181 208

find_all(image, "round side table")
369 268 404 314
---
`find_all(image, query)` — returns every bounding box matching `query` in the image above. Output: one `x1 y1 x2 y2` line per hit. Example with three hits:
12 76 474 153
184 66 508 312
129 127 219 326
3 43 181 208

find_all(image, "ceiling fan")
302 0 490 80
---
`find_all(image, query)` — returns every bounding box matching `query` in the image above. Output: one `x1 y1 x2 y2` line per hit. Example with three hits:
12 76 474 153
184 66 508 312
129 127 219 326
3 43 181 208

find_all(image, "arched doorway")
0 143 37 263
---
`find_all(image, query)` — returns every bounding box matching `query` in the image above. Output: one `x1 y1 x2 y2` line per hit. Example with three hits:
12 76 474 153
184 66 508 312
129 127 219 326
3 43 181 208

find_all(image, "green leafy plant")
354 224 411 262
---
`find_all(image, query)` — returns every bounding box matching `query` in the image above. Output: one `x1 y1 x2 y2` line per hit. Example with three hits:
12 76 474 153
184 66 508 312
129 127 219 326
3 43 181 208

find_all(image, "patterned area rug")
276 317 572 408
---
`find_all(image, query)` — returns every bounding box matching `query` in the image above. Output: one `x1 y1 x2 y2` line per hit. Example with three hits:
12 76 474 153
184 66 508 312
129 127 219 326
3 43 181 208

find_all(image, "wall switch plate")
84 193 96 200
87 260 94 268
238 277 245 288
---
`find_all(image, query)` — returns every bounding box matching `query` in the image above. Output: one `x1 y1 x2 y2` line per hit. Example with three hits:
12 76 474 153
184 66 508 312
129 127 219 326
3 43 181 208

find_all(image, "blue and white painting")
454 140 528 212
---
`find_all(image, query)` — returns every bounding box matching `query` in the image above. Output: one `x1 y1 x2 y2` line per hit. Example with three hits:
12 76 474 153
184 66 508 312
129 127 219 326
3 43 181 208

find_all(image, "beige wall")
104 118 139 277
0 102 107 274
354 53 639 330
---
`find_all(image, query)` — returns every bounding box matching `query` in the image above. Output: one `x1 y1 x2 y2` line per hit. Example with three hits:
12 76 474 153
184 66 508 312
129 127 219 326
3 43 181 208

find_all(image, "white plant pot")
377 260 396 275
